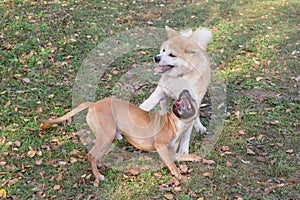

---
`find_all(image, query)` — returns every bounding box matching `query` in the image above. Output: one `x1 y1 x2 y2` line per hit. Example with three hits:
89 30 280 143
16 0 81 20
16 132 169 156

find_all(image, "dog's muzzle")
154 55 161 63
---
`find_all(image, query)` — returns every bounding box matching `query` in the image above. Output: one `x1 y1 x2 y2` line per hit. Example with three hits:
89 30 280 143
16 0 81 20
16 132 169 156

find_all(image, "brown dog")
41 90 202 186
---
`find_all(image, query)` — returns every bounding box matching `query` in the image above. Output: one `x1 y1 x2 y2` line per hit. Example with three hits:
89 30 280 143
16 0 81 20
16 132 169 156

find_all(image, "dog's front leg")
177 124 193 154
140 86 165 111
175 153 202 162
155 144 182 179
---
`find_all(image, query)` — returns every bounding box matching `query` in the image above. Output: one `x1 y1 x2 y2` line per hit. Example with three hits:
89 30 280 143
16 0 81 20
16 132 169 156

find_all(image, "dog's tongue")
154 66 163 73
175 101 180 108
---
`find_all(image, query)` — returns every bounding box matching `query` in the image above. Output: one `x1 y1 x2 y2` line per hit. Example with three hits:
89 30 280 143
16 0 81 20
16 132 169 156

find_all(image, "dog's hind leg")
87 143 111 187
86 110 116 187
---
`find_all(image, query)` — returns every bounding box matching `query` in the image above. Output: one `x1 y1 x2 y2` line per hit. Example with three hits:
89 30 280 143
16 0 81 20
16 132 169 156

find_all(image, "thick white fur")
140 26 212 154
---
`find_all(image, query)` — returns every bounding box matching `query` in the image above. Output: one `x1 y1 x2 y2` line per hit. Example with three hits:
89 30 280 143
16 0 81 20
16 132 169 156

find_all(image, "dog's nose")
154 55 161 63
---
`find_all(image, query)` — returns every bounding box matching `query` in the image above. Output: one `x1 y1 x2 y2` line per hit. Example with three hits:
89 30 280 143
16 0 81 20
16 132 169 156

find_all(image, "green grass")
1 0 299 199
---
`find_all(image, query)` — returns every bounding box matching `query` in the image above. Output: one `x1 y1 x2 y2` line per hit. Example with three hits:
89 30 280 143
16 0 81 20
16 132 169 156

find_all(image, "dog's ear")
165 26 179 38
180 29 193 37
189 28 212 50
184 43 197 54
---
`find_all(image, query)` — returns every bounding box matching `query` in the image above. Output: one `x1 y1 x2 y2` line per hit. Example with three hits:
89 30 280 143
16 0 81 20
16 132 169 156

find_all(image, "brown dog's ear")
165 26 179 38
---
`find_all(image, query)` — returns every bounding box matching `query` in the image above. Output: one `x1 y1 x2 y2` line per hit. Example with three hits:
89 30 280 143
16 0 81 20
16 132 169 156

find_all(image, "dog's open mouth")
172 90 196 119
154 65 174 73
174 95 190 112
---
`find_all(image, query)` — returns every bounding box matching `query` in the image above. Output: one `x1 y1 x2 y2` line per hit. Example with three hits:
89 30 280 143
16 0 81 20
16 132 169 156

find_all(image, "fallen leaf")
179 164 188 173
8 178 19 186
276 143 283 147
241 159 250 164
53 185 61 190
129 169 139 176
27 149 37 158
146 21 153 26
288 179 297 184
256 156 266 162
202 159 215 165
270 158 277 165
164 193 174 200
246 148 256 155
14 141 21 147
111 69 119 75
70 149 80 155
256 77 263 81
263 185 276 195
203 172 212 178
39 170 45 180
226 161 233 167
286 149 293 154
188 189 197 197
0 161 7 166
221 151 232 156
293 75 300 82
247 137 256 141
5 100 11 107
58 161 67 165
36 158 43 165
174 186 182 192
257 134 264 140
278 177 285 182
216 146 229 152
270 120 280 125
70 157 77 163
138 165 150 170
22 78 30 83
171 177 181 187
37 151 42 156
57 173 63 181
0 189 6 198
237 130 245 136
153 172 162 178
35 107 43 113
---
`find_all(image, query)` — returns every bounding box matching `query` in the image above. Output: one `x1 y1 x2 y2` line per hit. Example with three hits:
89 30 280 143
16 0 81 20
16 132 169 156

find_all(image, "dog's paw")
115 132 123 140
93 174 105 187
195 124 207 134
190 154 203 162
93 180 99 187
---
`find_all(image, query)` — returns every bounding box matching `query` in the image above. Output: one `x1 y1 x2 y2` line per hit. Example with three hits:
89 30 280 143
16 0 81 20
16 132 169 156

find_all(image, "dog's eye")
169 53 176 57
162 49 165 52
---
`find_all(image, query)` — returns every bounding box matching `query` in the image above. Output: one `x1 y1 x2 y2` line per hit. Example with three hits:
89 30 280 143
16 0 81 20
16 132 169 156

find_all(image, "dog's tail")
40 102 94 129
189 28 212 50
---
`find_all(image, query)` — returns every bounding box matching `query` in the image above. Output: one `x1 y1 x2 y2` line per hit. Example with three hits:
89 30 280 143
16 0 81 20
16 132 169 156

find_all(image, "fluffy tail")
40 102 94 129
189 28 212 50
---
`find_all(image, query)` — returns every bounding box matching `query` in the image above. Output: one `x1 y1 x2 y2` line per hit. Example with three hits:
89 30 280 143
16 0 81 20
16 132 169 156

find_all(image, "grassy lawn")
1 0 299 199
